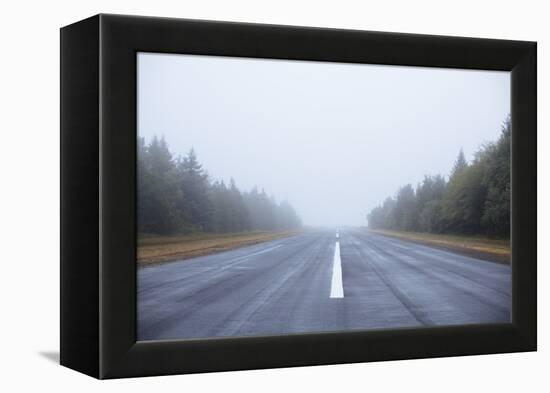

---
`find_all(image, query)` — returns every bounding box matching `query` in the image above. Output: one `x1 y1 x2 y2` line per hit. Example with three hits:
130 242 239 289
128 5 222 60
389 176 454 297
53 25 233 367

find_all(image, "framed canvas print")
60 14 537 379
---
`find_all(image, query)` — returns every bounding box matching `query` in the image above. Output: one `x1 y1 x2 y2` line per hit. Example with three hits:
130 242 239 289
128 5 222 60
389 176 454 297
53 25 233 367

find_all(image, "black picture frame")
60 14 537 379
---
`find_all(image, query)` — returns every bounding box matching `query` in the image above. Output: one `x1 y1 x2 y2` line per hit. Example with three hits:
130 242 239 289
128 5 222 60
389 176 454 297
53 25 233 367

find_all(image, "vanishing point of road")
138 229 511 341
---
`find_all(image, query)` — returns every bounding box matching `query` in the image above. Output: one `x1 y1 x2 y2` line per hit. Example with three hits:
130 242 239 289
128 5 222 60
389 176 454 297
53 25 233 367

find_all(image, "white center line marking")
330 235 344 299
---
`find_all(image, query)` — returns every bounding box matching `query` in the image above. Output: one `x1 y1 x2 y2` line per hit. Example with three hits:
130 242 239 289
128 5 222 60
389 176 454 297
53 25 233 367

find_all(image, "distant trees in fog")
138 136 302 235
367 117 510 238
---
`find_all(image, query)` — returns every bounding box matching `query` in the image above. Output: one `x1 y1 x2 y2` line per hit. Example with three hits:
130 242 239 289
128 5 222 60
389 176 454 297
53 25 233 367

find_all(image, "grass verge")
369 229 510 264
138 231 299 266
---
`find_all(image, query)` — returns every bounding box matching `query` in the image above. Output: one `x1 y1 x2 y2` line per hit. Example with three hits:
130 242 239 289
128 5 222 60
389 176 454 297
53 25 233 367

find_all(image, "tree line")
138 136 302 235
367 117 510 237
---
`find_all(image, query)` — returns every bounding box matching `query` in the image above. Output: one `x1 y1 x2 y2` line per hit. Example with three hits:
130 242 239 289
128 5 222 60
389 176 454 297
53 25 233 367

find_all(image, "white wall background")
0 0 546 390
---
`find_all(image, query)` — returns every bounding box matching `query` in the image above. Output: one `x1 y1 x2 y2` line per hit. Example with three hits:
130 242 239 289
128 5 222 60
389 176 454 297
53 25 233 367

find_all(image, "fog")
138 53 509 227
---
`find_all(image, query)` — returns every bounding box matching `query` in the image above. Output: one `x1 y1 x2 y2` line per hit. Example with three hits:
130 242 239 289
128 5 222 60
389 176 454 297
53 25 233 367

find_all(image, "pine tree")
148 136 173 177
137 136 182 234
450 148 468 178
393 184 417 231
480 117 511 236
176 148 213 232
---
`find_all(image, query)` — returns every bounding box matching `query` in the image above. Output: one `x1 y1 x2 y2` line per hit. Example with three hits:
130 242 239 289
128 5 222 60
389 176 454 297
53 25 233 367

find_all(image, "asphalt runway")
137 228 511 341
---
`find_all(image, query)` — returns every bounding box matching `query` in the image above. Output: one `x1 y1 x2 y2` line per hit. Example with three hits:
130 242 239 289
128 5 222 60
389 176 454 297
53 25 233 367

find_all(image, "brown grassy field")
137 231 299 266
370 229 510 264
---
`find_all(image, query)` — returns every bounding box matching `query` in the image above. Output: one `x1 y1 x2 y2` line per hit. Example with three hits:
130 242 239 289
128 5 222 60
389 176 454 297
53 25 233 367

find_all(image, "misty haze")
137 52 511 341
138 53 509 227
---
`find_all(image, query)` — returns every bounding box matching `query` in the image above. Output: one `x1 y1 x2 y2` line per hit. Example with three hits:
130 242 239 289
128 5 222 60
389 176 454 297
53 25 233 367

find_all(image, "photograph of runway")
137 53 511 342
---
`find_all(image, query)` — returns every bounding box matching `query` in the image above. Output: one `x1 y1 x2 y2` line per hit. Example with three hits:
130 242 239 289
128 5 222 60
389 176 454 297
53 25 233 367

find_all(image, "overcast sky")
137 52 510 227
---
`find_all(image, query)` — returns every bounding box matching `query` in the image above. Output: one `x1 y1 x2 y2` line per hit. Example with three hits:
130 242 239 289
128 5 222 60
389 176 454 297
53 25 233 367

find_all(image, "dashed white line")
330 232 344 298
214 244 284 273
227 244 283 264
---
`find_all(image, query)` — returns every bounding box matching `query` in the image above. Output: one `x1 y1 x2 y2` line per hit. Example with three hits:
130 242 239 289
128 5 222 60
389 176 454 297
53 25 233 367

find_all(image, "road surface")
138 228 511 341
